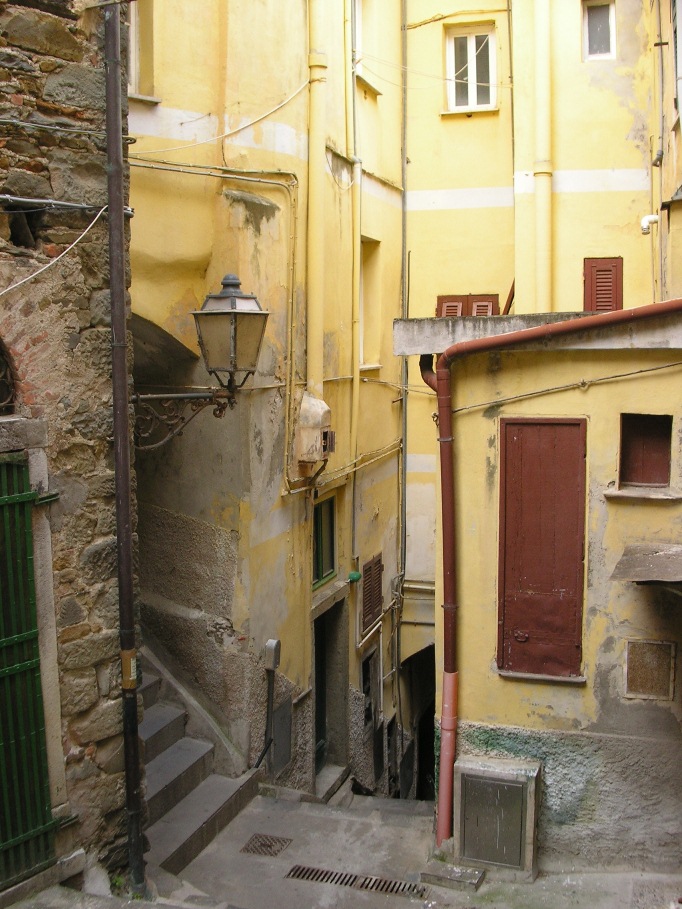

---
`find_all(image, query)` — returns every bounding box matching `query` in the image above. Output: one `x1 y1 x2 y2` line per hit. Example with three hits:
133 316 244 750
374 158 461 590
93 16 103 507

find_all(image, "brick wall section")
0 0 135 870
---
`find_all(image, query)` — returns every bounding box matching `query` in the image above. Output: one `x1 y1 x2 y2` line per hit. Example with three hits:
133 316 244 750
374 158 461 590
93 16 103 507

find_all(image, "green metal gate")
0 452 55 890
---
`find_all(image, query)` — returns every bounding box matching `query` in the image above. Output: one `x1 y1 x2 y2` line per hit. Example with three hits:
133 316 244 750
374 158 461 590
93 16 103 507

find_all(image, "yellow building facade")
398 0 682 874
127 0 682 871
126 0 417 799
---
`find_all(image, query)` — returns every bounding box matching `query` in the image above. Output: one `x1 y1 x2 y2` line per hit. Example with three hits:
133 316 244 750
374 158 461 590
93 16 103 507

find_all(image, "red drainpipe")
420 297 682 846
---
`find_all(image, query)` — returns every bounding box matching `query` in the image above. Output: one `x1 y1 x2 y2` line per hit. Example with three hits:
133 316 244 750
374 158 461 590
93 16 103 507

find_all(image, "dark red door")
498 419 586 677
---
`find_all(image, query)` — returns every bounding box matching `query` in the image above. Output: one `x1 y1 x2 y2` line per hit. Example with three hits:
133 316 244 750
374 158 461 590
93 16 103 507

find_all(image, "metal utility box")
453 756 541 881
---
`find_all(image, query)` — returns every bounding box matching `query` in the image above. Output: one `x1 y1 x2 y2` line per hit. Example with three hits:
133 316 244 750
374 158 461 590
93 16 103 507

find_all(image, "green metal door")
0 452 55 890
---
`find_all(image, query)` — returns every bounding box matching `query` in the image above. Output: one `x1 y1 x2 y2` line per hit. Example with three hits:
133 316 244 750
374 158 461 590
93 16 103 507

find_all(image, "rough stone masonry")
0 0 137 879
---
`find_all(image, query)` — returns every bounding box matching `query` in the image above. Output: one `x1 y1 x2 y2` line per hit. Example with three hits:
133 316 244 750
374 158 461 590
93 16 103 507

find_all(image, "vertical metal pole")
104 7 145 891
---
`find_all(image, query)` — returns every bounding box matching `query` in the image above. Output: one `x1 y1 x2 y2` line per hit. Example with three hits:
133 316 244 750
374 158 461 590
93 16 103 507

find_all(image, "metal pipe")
104 6 144 891
534 0 552 311
420 295 682 845
307 0 327 399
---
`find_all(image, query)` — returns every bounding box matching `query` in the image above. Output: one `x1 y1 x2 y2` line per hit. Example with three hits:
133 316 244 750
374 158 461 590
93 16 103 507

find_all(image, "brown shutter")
436 295 467 317
437 294 499 316
584 257 623 312
362 553 383 632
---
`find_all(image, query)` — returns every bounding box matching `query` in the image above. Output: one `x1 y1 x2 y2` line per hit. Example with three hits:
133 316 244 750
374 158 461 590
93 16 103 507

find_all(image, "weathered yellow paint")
432 348 682 735
130 0 406 786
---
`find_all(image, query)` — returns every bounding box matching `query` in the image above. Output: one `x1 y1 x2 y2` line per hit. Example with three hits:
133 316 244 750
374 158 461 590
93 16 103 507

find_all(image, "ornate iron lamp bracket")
132 387 235 451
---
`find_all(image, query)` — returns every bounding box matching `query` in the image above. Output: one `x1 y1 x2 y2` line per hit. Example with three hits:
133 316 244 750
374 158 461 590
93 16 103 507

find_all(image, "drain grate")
240 833 292 857
285 864 429 899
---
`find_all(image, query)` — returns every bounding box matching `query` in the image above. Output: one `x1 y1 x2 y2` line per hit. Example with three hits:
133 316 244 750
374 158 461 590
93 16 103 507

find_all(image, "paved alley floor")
154 793 682 909
11 792 682 909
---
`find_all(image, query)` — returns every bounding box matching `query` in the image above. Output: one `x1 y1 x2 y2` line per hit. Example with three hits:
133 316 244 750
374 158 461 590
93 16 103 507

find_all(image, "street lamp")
133 274 269 450
192 274 269 397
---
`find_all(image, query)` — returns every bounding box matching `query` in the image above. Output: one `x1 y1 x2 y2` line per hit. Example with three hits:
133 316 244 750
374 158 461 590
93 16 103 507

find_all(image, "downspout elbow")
419 353 437 391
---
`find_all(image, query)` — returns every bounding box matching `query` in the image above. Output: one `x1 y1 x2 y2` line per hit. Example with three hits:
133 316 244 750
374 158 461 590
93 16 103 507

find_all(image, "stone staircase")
139 657 261 876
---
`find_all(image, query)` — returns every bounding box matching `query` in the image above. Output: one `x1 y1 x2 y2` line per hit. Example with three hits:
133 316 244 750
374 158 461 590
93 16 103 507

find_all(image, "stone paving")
9 793 682 909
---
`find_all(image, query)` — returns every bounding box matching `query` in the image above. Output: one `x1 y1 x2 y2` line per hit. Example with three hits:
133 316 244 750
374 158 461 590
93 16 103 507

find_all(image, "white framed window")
583 1 616 60
445 25 497 113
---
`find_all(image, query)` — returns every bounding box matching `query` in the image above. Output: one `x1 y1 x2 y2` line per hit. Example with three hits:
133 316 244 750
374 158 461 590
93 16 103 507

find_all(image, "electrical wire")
0 117 135 143
449 360 682 415
406 8 509 29
131 80 309 158
0 206 107 298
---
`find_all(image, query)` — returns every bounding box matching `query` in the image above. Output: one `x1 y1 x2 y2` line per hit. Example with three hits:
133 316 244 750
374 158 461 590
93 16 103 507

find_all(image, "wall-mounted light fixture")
133 274 269 450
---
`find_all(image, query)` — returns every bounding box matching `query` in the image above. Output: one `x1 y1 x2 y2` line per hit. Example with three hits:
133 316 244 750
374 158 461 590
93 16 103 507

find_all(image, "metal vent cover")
240 833 292 857
285 864 429 899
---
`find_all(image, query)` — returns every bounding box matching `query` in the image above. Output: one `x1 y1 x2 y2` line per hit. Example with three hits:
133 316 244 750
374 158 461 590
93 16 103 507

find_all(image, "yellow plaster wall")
130 0 406 752
432 348 682 737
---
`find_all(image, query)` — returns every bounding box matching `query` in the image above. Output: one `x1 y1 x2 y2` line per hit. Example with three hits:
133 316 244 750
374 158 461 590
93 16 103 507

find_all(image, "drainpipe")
534 0 552 311
420 296 682 845
307 0 327 399
104 6 144 891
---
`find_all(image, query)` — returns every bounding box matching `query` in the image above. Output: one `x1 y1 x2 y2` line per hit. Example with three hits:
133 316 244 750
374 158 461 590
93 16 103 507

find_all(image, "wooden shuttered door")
584 257 623 312
498 419 586 678
436 294 500 317
362 554 383 633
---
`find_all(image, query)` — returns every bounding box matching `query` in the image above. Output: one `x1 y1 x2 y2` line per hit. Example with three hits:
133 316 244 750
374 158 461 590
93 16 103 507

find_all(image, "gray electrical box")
462 775 525 867
453 756 541 881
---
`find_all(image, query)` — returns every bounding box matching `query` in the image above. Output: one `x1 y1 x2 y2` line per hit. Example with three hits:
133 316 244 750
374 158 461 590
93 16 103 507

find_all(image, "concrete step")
314 763 350 803
139 672 161 710
139 702 186 763
146 737 214 826
146 769 262 875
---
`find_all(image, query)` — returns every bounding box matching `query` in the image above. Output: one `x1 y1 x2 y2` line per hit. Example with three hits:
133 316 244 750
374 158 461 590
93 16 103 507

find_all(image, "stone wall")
0 0 134 880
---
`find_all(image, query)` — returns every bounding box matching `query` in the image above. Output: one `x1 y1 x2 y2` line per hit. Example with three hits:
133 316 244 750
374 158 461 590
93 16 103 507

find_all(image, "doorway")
313 597 348 775
498 418 586 678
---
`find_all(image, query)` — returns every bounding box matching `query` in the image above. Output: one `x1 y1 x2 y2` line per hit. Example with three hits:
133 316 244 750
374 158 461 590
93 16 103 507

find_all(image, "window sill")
360 362 382 374
128 91 162 105
355 72 382 97
440 106 498 118
604 486 682 502
497 670 586 685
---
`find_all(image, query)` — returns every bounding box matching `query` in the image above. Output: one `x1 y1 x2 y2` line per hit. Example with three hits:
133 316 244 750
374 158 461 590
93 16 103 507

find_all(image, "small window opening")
0 345 15 416
313 497 336 587
362 649 379 728
5 206 42 249
619 413 673 487
583 2 615 59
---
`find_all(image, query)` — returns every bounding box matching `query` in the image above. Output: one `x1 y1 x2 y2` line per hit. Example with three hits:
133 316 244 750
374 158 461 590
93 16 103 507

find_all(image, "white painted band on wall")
130 106 220 144
406 186 515 211
515 168 649 195
406 169 650 211
406 454 437 473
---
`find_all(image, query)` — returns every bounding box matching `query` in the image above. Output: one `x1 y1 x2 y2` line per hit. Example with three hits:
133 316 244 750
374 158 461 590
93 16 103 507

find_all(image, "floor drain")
285 864 429 900
240 833 292 857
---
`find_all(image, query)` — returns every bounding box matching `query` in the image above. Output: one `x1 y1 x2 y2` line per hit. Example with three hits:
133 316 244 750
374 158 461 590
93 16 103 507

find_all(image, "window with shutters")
313 497 336 588
584 257 623 312
619 414 673 488
361 553 383 633
436 294 500 317
445 25 497 112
